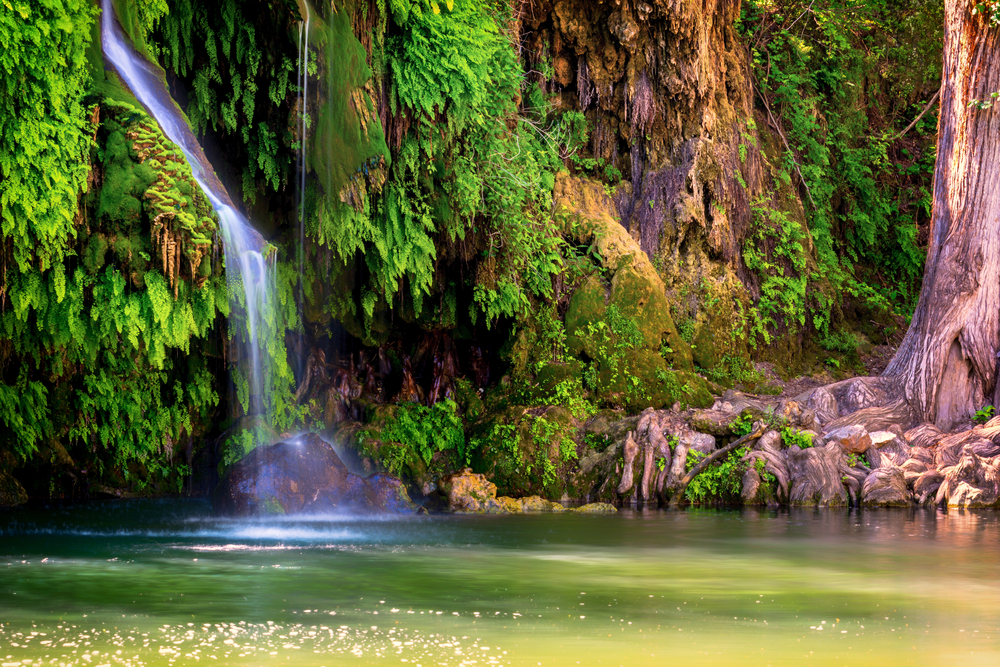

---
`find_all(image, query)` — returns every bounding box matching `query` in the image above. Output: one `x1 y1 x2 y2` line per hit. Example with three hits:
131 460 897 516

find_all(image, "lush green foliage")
0 0 97 274
685 447 749 504
0 10 227 484
380 399 465 465
155 0 297 201
740 0 941 325
312 0 565 338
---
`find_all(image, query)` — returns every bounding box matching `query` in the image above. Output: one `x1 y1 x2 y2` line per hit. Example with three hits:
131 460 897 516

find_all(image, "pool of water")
2 502 998 666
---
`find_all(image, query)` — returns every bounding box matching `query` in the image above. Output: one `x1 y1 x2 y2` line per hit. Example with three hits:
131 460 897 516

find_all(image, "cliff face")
525 0 762 269
0 0 938 499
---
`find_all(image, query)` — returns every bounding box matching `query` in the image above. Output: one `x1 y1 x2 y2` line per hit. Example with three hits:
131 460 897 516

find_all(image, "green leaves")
0 0 96 273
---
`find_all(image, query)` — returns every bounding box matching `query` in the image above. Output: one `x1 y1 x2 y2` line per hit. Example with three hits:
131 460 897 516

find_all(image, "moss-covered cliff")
0 0 942 503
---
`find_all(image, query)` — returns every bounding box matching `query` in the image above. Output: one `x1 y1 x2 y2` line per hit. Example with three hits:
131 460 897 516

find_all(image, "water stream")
3 505 999 666
100 0 277 416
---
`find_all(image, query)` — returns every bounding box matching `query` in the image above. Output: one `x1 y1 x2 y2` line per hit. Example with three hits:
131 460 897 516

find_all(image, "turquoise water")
2 502 999 665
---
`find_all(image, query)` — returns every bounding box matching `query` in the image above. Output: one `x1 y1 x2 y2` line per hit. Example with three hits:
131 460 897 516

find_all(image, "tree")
883 0 1000 430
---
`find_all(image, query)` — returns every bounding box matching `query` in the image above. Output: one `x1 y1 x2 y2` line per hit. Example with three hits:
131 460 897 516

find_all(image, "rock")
439 469 501 513
821 425 872 454
785 443 849 506
869 431 896 446
214 433 418 515
438 469 612 514
680 429 716 455
935 449 1000 508
861 467 911 507
571 502 617 513
0 469 27 507
520 495 567 512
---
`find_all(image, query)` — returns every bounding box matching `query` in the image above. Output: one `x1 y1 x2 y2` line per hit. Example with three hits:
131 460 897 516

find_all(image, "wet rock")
861 467 911 507
439 469 501 513
438 469 616 514
785 443 849 506
935 449 1000 508
820 425 872 454
215 433 418 515
0 469 27 507
571 502 618 513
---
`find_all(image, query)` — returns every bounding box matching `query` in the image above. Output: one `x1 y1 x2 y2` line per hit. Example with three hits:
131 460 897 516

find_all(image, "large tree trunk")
884 3 1000 431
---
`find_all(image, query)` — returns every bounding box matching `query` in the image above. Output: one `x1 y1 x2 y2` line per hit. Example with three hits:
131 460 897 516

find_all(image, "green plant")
684 446 748 504
729 413 755 437
974 405 996 424
781 426 813 449
381 399 466 466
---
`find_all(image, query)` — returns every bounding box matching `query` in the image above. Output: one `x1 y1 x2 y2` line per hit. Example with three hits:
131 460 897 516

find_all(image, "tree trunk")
884 3 1000 431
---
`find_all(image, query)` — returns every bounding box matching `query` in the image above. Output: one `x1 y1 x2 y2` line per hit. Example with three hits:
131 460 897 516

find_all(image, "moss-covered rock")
0 469 27 507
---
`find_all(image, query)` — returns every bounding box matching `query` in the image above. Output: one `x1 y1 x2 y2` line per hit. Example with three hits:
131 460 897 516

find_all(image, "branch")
891 89 940 142
667 425 766 507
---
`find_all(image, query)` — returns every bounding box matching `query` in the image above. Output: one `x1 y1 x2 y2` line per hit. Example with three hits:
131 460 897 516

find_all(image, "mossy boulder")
0 469 27 507
470 404 579 499
553 174 713 409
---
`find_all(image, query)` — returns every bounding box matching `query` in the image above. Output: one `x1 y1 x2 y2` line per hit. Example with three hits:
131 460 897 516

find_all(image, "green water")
2 503 998 666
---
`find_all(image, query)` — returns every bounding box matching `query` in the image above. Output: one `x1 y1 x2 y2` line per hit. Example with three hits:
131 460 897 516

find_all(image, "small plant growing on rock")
781 426 813 449
974 405 996 424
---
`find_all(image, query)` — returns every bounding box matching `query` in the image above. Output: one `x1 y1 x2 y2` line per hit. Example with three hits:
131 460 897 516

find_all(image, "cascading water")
100 0 277 417
294 3 312 383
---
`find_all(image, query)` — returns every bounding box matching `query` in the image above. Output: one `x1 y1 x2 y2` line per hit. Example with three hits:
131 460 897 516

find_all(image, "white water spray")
100 0 276 415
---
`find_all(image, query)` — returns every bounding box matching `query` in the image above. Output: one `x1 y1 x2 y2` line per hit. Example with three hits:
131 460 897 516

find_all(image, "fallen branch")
891 89 940 142
667 425 766 507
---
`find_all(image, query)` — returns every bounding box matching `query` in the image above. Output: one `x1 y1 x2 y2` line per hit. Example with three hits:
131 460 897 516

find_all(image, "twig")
667 425 766 507
891 89 940 142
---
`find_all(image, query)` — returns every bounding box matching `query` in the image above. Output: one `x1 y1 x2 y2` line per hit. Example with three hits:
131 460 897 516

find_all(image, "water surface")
2 502 998 665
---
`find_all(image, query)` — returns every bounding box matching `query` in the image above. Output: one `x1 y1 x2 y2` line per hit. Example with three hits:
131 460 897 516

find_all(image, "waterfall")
295 5 312 382
100 0 277 418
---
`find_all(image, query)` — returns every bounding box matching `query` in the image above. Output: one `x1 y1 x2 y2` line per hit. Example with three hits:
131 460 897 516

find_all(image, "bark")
884 4 1000 430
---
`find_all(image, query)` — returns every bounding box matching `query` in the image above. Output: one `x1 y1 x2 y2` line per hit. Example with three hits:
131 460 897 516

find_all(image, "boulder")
820 425 872 454
438 469 617 514
214 433 419 515
861 467 911 507
0 469 27 507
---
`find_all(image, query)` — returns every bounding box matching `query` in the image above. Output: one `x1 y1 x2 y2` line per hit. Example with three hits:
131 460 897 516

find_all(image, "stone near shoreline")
215 433 419 515
438 469 616 514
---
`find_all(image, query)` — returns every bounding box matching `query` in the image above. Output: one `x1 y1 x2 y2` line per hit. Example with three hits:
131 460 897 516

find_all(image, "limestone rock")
571 502 618 513
214 433 418 515
439 469 500 513
821 425 872 454
861 467 911 507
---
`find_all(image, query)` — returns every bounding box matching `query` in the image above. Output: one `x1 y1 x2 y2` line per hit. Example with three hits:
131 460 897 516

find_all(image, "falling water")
294 4 312 383
100 0 276 416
